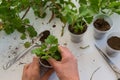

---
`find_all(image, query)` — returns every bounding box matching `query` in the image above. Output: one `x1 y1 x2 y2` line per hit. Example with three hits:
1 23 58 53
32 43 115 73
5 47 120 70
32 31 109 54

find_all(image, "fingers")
47 57 58 67
29 57 40 71
58 46 73 58
32 57 40 65
41 69 54 80
31 57 40 67
23 64 30 71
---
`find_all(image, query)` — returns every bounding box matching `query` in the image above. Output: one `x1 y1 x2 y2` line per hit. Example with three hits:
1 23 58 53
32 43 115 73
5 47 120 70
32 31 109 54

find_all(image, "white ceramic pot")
93 14 113 39
106 32 120 57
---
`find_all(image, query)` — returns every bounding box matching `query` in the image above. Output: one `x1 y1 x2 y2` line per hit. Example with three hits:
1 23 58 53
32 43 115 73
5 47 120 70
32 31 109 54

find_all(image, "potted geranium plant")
32 35 61 68
91 0 120 39
61 2 95 43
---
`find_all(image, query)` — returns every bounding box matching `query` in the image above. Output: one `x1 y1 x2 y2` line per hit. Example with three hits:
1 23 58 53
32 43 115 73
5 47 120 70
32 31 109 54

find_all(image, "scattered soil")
19 62 26 65
52 24 56 28
94 18 111 31
8 56 11 58
42 22 44 25
107 36 120 50
39 30 50 43
40 59 51 66
68 22 87 35
63 43 67 46
15 47 18 50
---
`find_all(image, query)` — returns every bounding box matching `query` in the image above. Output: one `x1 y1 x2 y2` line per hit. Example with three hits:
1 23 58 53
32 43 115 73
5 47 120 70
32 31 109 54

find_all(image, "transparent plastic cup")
39 59 52 68
93 14 113 40
106 32 120 57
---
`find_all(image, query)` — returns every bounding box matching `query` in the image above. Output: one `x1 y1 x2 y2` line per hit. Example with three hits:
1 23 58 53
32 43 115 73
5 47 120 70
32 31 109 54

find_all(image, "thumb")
47 58 58 67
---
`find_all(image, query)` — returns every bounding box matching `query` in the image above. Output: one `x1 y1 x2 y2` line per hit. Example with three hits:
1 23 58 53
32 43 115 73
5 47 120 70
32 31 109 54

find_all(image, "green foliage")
61 0 95 33
20 33 26 40
0 0 120 38
0 0 37 38
26 26 37 38
87 0 120 15
31 0 48 18
24 42 31 48
32 35 61 60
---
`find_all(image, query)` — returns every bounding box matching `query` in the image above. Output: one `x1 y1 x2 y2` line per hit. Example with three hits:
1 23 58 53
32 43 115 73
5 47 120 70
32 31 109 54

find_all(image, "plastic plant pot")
106 32 120 57
39 59 52 68
68 24 87 43
69 32 85 43
93 14 113 40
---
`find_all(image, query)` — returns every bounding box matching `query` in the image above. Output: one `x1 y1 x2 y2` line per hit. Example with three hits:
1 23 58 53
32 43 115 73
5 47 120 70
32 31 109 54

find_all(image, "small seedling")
32 35 61 60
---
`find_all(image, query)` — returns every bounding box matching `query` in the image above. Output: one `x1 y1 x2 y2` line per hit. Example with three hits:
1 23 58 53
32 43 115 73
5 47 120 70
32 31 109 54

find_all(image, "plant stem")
48 11 55 23
61 24 66 37
50 0 61 9
21 6 30 20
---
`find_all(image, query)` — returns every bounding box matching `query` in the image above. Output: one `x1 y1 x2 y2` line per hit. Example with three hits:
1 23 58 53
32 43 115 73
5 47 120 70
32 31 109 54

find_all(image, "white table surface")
0 6 120 80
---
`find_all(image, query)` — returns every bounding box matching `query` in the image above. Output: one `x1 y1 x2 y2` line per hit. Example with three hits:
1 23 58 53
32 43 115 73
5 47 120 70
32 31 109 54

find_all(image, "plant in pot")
32 35 61 68
61 3 95 43
106 32 120 57
48 0 76 36
91 0 120 39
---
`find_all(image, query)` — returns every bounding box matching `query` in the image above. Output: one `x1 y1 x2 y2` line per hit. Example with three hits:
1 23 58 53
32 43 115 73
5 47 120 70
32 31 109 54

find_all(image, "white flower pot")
106 32 120 57
93 14 113 39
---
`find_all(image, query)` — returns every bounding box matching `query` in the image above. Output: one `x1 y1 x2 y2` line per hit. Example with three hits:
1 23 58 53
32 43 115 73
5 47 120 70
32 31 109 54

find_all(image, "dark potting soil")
41 59 51 66
107 36 120 50
94 19 111 31
39 30 50 43
52 24 56 28
68 23 87 35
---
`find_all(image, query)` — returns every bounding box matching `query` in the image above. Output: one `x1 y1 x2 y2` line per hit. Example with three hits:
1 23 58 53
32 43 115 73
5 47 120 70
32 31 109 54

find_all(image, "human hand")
22 57 53 80
48 46 80 80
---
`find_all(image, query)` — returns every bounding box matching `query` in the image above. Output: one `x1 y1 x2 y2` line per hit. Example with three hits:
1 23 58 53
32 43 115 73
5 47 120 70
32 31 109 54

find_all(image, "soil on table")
68 23 87 35
107 36 120 50
39 30 50 43
94 18 111 31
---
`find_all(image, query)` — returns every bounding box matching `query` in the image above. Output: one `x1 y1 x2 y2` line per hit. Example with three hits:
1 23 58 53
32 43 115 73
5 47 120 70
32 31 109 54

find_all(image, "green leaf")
20 33 26 40
45 35 58 44
24 42 31 48
79 0 87 5
32 35 61 60
84 16 93 24
4 25 15 34
17 26 26 33
26 26 37 38
23 18 30 24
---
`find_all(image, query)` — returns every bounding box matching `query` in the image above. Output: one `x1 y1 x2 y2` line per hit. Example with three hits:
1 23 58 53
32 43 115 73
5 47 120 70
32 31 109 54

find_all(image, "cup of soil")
68 23 88 43
106 32 120 57
39 59 52 68
93 14 113 39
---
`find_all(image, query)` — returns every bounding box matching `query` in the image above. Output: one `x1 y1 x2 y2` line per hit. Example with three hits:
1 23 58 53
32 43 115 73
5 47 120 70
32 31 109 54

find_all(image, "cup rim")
39 59 52 68
106 32 120 52
93 14 113 33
